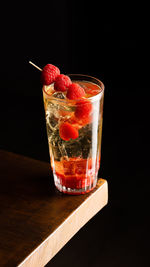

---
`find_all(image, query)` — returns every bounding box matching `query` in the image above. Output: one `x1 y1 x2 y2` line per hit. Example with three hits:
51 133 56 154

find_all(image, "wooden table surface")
0 150 108 267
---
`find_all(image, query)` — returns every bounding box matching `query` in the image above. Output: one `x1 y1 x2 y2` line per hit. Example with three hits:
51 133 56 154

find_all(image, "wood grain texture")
0 150 108 267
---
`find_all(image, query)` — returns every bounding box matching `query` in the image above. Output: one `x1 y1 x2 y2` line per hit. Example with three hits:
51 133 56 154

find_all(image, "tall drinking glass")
43 74 104 195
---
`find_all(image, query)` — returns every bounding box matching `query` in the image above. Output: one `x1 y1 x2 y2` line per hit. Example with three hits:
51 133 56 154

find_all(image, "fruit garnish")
59 122 79 141
75 99 92 120
67 115 82 130
66 83 85 100
29 61 60 86
54 74 72 92
41 64 60 85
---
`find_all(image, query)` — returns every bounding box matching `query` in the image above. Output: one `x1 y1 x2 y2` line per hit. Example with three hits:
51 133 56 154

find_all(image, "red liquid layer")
53 157 100 190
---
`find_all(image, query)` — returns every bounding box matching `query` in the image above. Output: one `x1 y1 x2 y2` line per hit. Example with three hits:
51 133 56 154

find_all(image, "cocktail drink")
29 62 104 195
43 74 104 195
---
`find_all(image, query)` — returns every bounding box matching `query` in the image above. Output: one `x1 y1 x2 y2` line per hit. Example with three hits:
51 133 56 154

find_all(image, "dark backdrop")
0 1 149 266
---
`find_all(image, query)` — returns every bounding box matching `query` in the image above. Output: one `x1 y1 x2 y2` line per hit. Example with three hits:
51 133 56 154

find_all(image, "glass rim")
42 74 105 103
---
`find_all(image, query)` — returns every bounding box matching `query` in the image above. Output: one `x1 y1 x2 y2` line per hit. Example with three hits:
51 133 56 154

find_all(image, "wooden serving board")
0 150 108 267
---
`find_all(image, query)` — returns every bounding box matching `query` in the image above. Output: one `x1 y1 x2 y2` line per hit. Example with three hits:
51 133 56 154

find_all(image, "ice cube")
52 92 66 99
65 140 82 158
58 142 69 160
63 160 75 175
78 124 92 158
45 109 59 141
49 115 58 129
50 143 62 161
46 101 60 120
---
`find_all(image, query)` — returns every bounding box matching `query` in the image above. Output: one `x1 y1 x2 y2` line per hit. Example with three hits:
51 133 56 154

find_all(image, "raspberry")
75 99 92 120
54 74 72 92
41 64 60 85
59 122 79 141
67 115 81 130
66 83 85 100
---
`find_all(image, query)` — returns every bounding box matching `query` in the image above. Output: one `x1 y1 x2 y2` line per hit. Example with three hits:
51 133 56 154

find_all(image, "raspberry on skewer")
66 83 85 100
54 74 72 92
29 61 60 85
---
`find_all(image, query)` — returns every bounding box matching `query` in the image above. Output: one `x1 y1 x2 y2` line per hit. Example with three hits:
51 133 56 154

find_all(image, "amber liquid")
43 80 103 194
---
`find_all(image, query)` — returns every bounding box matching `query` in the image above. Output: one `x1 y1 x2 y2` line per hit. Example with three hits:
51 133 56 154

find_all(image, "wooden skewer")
29 61 42 71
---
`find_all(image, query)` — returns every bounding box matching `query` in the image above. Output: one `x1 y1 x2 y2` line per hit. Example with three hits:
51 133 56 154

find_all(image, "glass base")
54 173 97 195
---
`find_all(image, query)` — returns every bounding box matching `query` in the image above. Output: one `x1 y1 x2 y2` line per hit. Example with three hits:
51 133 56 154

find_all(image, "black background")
0 1 150 266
